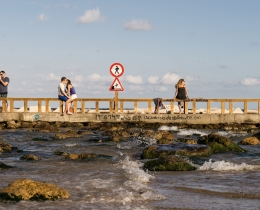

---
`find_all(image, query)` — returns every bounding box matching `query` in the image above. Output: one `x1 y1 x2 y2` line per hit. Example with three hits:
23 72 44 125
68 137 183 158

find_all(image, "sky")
1 0 260 100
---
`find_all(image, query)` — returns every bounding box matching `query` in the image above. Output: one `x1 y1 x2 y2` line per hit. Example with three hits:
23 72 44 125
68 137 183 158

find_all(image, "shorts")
58 95 68 102
71 94 77 100
0 93 7 98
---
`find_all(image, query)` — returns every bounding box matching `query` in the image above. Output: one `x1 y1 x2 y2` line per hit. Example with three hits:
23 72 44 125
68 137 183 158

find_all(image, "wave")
177 129 208 136
197 159 260 171
158 125 178 131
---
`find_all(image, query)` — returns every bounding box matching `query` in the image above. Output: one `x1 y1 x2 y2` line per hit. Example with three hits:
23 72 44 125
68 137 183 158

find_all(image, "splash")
197 159 260 171
158 125 178 131
177 129 208 136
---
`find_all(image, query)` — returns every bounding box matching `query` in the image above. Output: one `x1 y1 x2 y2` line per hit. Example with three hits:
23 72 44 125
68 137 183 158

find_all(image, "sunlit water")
0 126 260 210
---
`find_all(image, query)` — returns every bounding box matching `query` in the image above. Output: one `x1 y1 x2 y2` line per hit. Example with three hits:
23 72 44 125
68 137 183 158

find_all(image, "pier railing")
1 98 260 114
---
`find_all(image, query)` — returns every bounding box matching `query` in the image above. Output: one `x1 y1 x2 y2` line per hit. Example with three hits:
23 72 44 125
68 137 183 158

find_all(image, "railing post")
229 102 233 114
2 99 7 112
120 101 124 113
170 101 174 114
95 101 99 113
81 100 85 113
134 101 137 114
74 99 77 113
184 101 188 114
244 101 248 114
109 101 113 113
38 99 42 113
46 99 50 112
221 102 225 114
192 99 196 114
258 101 260 114
10 99 14 112
148 100 152 114
207 100 210 114
24 100 28 112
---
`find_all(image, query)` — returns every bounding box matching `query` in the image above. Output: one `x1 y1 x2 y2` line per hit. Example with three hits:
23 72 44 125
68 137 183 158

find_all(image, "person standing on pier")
62 79 77 115
0 71 10 112
174 79 189 114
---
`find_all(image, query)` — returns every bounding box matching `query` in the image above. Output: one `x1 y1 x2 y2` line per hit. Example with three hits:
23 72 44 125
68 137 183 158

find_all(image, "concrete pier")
0 113 260 124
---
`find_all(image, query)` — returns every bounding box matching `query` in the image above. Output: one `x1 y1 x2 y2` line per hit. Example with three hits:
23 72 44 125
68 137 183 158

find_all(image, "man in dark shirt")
0 71 10 112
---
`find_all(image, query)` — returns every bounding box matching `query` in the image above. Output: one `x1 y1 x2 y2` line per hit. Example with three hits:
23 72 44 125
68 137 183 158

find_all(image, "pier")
1 97 260 124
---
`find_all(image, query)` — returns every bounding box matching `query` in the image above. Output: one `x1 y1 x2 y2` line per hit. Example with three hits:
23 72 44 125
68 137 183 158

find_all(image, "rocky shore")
1 120 260 202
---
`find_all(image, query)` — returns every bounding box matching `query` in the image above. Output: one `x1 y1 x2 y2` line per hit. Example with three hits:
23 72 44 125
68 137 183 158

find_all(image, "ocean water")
0 126 260 210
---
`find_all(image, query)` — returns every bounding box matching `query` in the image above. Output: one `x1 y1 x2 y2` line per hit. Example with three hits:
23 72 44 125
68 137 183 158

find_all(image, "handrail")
1 97 260 114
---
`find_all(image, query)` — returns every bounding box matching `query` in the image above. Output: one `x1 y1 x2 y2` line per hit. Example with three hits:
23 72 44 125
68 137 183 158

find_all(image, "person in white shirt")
58 77 69 102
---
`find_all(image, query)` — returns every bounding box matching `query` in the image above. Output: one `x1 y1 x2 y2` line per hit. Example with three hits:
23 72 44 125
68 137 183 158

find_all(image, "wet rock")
141 143 212 159
238 137 260 145
0 162 13 169
65 153 97 160
155 130 174 141
0 142 12 152
0 179 69 201
53 132 82 139
32 136 51 141
20 121 34 128
77 130 94 135
177 138 197 144
20 154 40 161
6 121 21 129
54 151 70 156
198 133 245 153
143 155 195 171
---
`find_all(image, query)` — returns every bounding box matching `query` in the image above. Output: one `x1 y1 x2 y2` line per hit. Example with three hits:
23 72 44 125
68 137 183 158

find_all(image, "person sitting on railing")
62 79 77 116
174 79 189 114
153 98 165 114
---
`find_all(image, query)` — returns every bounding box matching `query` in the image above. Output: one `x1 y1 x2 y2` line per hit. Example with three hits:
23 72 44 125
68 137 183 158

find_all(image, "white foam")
177 129 208 136
158 125 178 131
197 159 260 171
217 131 247 138
64 143 79 147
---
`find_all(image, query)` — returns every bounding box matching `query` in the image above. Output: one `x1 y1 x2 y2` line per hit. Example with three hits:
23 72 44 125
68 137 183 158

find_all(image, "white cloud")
154 86 168 92
129 85 143 91
124 19 152 31
185 75 197 82
125 75 143 84
161 73 180 85
38 13 48 21
77 8 104 24
45 73 60 81
240 77 260 86
147 76 160 84
86 73 112 84
74 75 84 83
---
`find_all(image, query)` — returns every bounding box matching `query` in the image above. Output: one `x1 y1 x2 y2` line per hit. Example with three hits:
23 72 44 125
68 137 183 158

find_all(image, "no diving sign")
110 63 124 77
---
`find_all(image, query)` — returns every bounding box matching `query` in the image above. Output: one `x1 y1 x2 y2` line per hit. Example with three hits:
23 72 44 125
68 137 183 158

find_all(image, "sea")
0 125 260 210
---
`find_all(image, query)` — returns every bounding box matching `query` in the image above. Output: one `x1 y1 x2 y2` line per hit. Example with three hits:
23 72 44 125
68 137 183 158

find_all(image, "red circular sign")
110 63 124 77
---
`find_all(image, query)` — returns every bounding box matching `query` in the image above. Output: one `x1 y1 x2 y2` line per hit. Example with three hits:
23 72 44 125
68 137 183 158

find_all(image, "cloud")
240 77 260 86
129 85 143 91
38 13 48 21
161 73 180 85
185 75 197 82
45 73 60 81
147 76 160 84
86 73 112 84
125 75 143 84
77 8 104 24
154 86 168 92
124 19 152 31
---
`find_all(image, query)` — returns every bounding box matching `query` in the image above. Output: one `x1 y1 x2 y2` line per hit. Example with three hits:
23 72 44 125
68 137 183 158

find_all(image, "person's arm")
174 88 178 99
0 78 8 86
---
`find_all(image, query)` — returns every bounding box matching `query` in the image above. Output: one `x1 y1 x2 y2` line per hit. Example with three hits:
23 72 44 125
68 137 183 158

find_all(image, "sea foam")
197 159 260 171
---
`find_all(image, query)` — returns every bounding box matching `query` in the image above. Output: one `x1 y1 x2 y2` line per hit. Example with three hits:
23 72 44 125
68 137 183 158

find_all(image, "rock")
238 137 260 145
53 132 82 139
0 162 13 169
0 142 12 152
198 133 245 153
177 138 197 144
77 130 94 135
155 130 174 141
0 179 69 201
141 143 212 159
65 153 97 160
32 137 51 141
54 151 70 156
20 154 40 161
143 155 195 171
20 121 34 128
6 121 21 129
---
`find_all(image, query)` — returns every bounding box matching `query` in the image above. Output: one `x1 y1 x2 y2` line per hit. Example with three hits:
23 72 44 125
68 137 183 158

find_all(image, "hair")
175 79 185 88
61 77 66 82
0 71 5 74
66 79 72 89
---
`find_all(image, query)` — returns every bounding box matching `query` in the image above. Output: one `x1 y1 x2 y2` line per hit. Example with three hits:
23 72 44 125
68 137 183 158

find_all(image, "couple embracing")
58 77 77 116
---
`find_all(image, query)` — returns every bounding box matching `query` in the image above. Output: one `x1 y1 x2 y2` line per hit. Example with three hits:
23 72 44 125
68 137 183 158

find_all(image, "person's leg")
178 102 182 114
64 98 72 114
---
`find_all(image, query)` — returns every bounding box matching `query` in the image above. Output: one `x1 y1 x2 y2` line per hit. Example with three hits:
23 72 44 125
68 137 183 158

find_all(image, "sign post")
109 63 124 113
